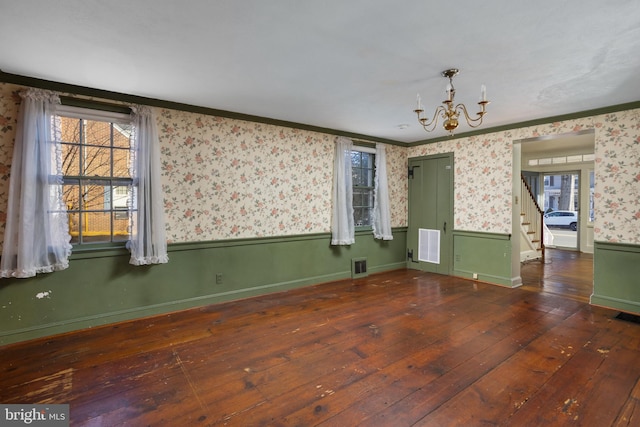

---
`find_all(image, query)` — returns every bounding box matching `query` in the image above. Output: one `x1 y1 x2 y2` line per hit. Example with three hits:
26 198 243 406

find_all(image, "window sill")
70 242 129 260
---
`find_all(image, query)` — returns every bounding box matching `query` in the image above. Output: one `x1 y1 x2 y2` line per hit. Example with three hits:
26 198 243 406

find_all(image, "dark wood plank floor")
2 262 638 426
521 248 594 302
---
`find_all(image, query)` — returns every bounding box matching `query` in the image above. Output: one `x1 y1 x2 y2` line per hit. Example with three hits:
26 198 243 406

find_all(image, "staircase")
520 174 545 262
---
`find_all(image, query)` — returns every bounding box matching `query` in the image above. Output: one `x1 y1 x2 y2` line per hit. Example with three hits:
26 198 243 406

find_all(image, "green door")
407 154 453 275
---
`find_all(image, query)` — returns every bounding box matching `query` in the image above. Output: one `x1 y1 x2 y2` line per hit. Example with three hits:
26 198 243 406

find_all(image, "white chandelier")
414 68 489 135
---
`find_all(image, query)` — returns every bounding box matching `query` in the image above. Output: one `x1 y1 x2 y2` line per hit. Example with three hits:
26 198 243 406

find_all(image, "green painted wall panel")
0 229 407 345
591 241 640 314
452 231 514 287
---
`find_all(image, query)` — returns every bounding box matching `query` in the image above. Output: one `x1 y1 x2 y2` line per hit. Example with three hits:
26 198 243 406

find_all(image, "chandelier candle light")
414 68 489 135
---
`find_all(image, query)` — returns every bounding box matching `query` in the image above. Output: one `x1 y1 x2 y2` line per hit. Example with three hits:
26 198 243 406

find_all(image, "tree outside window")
58 114 134 244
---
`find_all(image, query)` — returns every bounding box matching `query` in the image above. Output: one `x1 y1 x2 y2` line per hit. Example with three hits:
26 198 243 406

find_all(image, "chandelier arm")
415 105 446 132
455 103 486 128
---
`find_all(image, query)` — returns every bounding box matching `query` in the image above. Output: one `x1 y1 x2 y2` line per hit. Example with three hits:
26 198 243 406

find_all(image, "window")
351 148 375 226
57 107 134 244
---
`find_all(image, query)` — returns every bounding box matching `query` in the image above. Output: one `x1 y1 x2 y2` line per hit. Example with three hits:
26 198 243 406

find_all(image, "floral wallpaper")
408 112 640 245
383 143 408 228
0 84 21 245
593 109 640 244
408 134 513 234
0 81 638 246
0 83 408 246
158 109 334 242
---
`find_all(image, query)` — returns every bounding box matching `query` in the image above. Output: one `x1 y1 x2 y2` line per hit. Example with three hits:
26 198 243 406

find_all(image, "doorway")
516 131 595 298
407 154 453 275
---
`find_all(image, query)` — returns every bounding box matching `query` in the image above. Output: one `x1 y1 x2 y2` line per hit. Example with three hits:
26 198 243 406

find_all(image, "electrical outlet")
215 273 223 284
472 273 478 279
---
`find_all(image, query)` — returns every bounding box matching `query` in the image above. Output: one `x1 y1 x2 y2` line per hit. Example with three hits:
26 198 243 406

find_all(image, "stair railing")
521 174 545 261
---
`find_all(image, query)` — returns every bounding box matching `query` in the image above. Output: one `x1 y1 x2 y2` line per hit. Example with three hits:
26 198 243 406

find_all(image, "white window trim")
55 104 131 123
353 145 376 154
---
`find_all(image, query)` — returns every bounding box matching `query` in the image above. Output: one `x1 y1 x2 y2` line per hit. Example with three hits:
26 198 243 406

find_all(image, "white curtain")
331 136 354 245
372 143 393 240
0 89 72 278
128 106 169 265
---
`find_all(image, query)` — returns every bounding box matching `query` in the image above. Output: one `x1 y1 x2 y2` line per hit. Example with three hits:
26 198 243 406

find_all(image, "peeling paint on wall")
36 290 52 299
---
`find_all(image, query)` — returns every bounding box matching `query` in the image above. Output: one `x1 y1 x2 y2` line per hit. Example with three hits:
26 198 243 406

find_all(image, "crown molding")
0 70 406 147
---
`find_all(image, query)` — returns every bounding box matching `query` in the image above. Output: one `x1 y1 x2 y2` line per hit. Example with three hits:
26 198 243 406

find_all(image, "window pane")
63 182 81 211
112 185 130 209
58 117 81 144
364 167 373 186
365 189 373 206
84 212 111 243
363 208 372 225
113 123 133 149
354 207 372 227
353 190 362 207
84 120 112 147
362 169 369 186
112 147 131 178
355 188 373 205
352 169 363 186
355 172 370 188
61 144 80 176
353 187 374 226
113 212 129 242
83 146 112 176
361 153 372 169
83 184 108 211
350 151 361 168
354 207 364 227
104 186 111 210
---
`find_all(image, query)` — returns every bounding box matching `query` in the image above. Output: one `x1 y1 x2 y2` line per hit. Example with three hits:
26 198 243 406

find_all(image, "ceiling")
521 131 594 156
1 1 639 143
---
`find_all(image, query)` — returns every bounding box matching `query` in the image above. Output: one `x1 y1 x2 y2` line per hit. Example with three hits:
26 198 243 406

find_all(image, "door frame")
407 152 454 275
513 130 596 289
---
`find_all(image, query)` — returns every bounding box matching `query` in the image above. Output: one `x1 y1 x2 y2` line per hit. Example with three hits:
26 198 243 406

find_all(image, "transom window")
351 148 375 227
57 106 134 244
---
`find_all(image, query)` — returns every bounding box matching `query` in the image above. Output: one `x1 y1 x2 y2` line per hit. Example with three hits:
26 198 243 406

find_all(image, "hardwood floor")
521 248 594 302
2 266 639 426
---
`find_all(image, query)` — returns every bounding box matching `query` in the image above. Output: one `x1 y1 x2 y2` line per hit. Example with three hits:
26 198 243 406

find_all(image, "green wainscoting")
591 241 640 315
452 231 515 287
0 228 407 346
